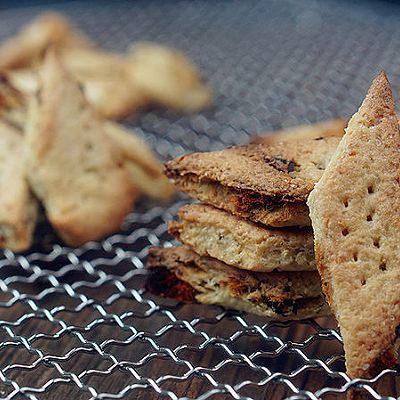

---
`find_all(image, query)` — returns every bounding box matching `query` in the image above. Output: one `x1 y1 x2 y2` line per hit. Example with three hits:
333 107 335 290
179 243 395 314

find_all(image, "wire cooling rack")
0 0 399 399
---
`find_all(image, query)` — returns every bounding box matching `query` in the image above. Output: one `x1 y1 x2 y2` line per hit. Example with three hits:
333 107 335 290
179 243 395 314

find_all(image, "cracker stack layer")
165 137 339 227
307 72 400 378
169 203 316 272
147 246 330 320
147 135 337 320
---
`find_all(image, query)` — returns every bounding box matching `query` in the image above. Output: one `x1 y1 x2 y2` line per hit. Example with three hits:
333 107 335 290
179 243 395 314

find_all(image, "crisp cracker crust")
165 138 339 227
307 72 400 378
170 175 310 227
25 51 138 246
146 246 330 320
169 203 315 272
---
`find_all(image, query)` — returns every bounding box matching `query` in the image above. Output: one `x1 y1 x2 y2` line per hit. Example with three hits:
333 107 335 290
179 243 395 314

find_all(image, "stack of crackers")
146 122 347 320
147 72 400 386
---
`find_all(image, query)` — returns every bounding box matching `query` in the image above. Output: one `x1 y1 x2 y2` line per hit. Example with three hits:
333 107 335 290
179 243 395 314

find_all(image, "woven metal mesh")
0 0 399 398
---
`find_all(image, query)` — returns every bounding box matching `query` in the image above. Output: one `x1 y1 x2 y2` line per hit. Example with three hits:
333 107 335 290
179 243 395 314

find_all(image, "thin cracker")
25 50 138 246
169 203 315 272
165 137 340 227
307 72 400 378
146 246 330 320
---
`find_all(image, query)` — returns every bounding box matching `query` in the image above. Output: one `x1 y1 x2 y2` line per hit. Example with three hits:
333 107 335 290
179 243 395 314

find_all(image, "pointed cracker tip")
368 71 391 98
375 70 388 82
359 71 395 122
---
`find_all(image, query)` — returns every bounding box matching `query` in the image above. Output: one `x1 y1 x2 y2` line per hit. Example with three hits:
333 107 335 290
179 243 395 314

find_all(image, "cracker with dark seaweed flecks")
165 137 339 227
146 246 330 320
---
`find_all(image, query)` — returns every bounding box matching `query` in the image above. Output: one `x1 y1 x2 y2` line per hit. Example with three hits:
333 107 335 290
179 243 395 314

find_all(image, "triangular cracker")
307 72 400 378
165 137 339 227
25 51 138 246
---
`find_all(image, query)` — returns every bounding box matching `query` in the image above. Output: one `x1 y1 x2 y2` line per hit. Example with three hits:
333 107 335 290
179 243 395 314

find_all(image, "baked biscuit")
25 51 138 246
6 49 149 120
307 72 400 378
0 12 146 120
105 121 175 200
165 137 340 227
169 203 315 271
60 47 149 119
80 76 147 120
5 66 147 121
0 120 37 251
252 118 347 145
5 57 172 202
128 42 212 112
146 246 330 320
